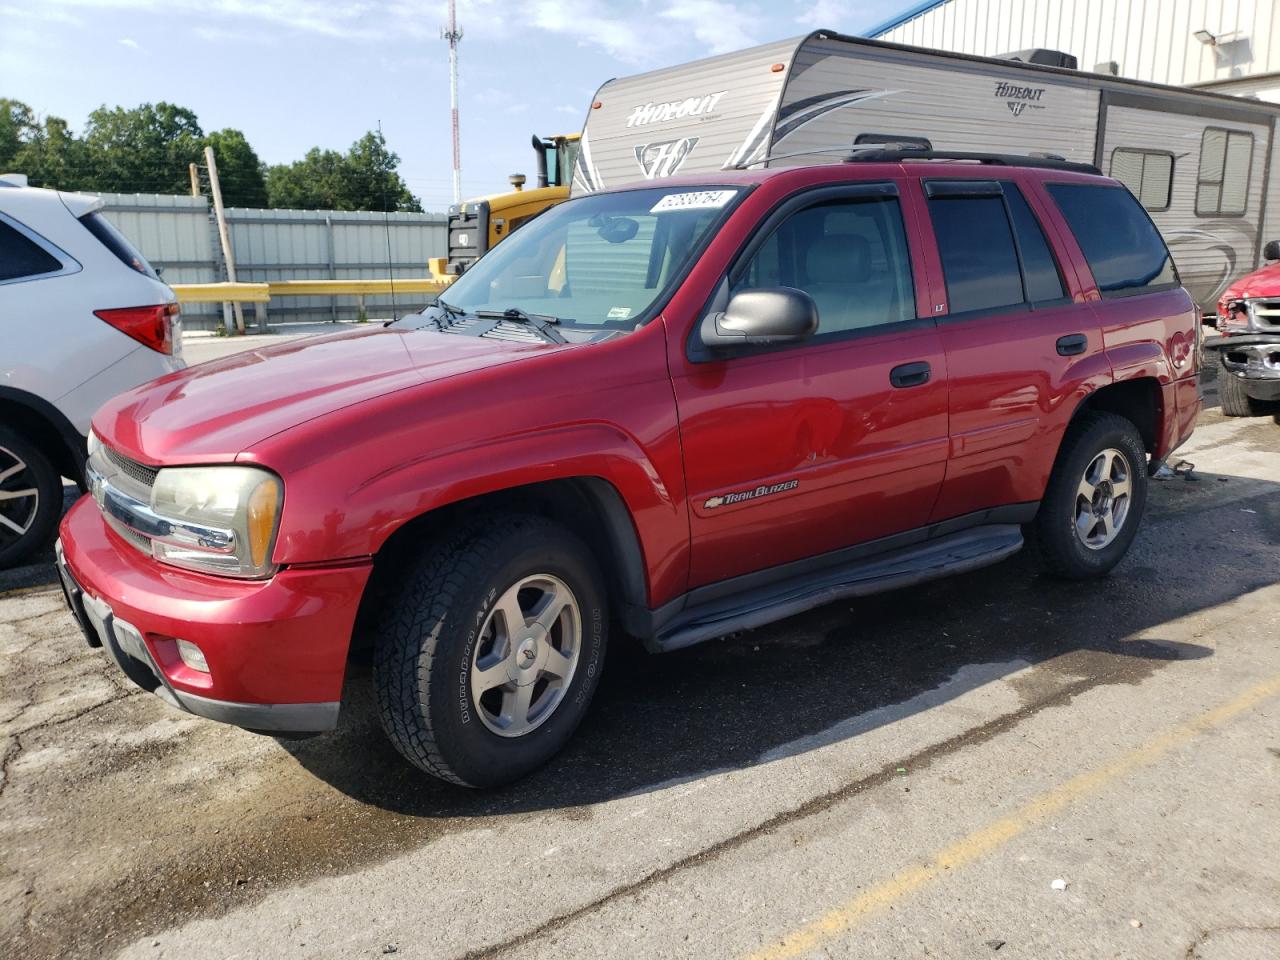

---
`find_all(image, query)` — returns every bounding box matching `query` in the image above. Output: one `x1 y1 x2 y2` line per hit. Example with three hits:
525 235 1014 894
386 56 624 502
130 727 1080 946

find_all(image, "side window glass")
733 196 915 335
927 194 1023 314
0 219 63 282
1109 148 1173 211
1047 183 1177 297
1196 127 1253 216
1004 186 1065 303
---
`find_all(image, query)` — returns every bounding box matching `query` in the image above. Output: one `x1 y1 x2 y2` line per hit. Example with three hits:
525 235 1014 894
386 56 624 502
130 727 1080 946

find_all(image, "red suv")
57 152 1201 787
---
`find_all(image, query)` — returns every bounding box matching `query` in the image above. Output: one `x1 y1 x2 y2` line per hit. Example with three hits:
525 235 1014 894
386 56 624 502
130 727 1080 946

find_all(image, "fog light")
176 639 209 673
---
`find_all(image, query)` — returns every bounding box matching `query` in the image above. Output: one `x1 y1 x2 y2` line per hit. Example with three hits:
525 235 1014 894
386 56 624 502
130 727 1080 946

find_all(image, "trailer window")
1197 128 1253 217
733 196 916 336
1048 183 1177 297
1110 148 1173 212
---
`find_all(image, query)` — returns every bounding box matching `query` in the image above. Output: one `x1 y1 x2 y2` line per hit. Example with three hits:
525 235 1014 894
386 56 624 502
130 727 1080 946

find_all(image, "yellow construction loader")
429 133 580 281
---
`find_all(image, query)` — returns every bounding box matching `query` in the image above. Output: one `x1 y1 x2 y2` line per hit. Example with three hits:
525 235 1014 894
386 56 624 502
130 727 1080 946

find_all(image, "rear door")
670 181 950 589
915 174 1110 523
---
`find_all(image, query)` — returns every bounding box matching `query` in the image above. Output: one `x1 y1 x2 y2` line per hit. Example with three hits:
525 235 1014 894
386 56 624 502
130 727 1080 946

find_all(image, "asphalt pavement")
2 372 1278 960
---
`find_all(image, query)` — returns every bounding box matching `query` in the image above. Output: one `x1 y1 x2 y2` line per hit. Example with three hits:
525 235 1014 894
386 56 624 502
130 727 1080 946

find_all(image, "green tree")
14 115 91 190
0 99 91 190
203 128 267 207
344 131 421 212
266 130 421 212
83 101 204 194
265 146 347 210
0 99 35 171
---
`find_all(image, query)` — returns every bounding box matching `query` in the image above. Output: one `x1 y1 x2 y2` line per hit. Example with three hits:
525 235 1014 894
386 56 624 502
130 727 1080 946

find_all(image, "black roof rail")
842 146 1101 175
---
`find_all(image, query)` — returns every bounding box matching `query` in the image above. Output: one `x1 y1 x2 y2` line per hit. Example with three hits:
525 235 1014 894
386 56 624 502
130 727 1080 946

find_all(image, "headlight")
87 429 100 460
149 466 283 579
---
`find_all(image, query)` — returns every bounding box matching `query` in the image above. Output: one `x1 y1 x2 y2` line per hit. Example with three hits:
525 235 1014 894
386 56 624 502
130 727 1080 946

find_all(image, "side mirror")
700 287 818 352
1265 240 1280 261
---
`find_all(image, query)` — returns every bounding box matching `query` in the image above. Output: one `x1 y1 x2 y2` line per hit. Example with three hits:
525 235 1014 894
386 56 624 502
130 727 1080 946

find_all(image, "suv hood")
93 326 552 463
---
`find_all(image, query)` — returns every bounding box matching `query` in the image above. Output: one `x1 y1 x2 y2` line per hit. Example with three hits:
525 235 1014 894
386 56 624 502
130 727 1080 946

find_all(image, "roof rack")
842 146 1100 175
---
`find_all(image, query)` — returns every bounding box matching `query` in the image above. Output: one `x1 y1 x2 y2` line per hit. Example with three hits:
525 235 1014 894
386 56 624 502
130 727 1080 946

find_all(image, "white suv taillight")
93 302 180 354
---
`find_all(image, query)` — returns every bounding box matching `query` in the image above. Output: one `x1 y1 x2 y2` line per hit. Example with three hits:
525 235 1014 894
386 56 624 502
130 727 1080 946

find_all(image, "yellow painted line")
747 672 1280 960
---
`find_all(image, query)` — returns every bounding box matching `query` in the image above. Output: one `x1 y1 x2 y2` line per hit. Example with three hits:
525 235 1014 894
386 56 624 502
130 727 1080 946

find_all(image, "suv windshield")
440 185 742 332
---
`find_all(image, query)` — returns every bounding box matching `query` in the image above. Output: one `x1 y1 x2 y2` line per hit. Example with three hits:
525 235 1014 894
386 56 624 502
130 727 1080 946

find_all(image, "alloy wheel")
0 446 40 547
470 574 582 737
1074 447 1132 550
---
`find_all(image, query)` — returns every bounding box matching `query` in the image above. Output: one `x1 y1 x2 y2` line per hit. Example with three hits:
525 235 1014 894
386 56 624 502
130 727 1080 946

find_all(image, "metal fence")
98 193 449 330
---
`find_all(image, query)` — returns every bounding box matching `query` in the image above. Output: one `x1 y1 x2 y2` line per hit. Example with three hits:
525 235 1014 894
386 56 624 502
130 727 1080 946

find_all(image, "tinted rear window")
80 211 160 280
928 194 1024 314
0 219 63 281
1047 183 1177 297
1004 185 1065 303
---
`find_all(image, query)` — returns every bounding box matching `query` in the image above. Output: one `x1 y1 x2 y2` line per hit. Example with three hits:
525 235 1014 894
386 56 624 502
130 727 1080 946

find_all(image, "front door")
670 183 950 589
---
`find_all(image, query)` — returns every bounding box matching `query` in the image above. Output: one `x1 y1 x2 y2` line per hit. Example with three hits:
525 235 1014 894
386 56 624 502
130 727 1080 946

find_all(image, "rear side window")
927 193 1024 314
0 219 63 282
1047 183 1177 297
80 211 160 280
1109 148 1173 211
1004 186 1065 303
1197 128 1253 216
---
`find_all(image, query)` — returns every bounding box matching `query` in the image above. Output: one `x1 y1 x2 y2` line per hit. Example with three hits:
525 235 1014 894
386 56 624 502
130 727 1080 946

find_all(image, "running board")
649 525 1025 653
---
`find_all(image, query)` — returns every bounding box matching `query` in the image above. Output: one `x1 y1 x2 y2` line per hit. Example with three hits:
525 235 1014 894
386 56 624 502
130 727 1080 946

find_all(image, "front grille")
1247 299 1280 332
106 517 154 555
103 445 159 488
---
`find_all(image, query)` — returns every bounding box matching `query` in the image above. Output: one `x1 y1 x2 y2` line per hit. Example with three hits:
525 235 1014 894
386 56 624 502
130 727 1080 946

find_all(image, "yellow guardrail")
170 277 455 333
267 278 450 296
170 282 271 303
171 278 450 303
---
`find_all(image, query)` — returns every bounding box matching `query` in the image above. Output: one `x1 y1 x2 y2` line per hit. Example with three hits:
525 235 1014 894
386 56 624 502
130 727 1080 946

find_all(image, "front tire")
374 515 608 787
1217 359 1263 417
0 427 62 569
1034 412 1148 580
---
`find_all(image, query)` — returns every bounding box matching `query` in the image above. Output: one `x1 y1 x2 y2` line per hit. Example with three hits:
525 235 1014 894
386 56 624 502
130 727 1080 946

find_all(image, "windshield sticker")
607 306 633 319
650 190 736 213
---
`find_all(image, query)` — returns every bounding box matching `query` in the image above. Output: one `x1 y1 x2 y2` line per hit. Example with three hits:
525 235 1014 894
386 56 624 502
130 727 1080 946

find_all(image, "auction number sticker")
650 190 737 213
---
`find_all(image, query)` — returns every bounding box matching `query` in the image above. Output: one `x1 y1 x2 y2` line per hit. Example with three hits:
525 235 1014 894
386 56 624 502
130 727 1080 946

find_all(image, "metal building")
867 0 1280 101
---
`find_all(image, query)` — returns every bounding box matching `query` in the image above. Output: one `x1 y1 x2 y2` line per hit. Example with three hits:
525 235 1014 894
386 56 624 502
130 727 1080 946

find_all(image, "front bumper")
57 496 372 734
1204 334 1280 400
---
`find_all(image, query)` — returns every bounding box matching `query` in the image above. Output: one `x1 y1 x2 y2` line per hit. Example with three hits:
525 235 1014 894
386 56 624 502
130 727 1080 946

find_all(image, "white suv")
1 176 185 567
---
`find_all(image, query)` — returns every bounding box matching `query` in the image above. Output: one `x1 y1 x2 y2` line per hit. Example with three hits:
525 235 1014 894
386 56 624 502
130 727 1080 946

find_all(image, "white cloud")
659 1 758 54
529 0 762 64
796 0 849 30
118 36 139 48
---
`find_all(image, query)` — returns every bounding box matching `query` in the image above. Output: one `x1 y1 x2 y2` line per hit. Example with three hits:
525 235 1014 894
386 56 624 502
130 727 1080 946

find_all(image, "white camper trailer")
573 30 1280 313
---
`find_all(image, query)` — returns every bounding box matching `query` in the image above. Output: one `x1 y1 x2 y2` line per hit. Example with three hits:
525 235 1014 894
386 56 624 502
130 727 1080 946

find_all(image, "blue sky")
0 1 908 209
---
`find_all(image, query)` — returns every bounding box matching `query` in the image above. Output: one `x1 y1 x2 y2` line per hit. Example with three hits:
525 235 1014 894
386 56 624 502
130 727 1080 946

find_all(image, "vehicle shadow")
279 466 1280 818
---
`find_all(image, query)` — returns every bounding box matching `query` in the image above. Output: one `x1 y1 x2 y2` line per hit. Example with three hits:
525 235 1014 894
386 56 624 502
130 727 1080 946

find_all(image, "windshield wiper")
473 307 567 344
386 297 466 329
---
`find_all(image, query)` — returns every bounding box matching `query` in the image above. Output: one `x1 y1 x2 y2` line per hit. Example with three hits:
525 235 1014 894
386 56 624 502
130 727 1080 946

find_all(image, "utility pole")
204 145 245 335
188 162 201 197
442 0 463 204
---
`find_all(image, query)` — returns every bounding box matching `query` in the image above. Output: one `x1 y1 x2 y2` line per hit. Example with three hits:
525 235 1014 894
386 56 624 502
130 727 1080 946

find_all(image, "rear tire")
1217 359 1263 417
373 514 608 787
0 427 62 569
1034 412 1148 580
